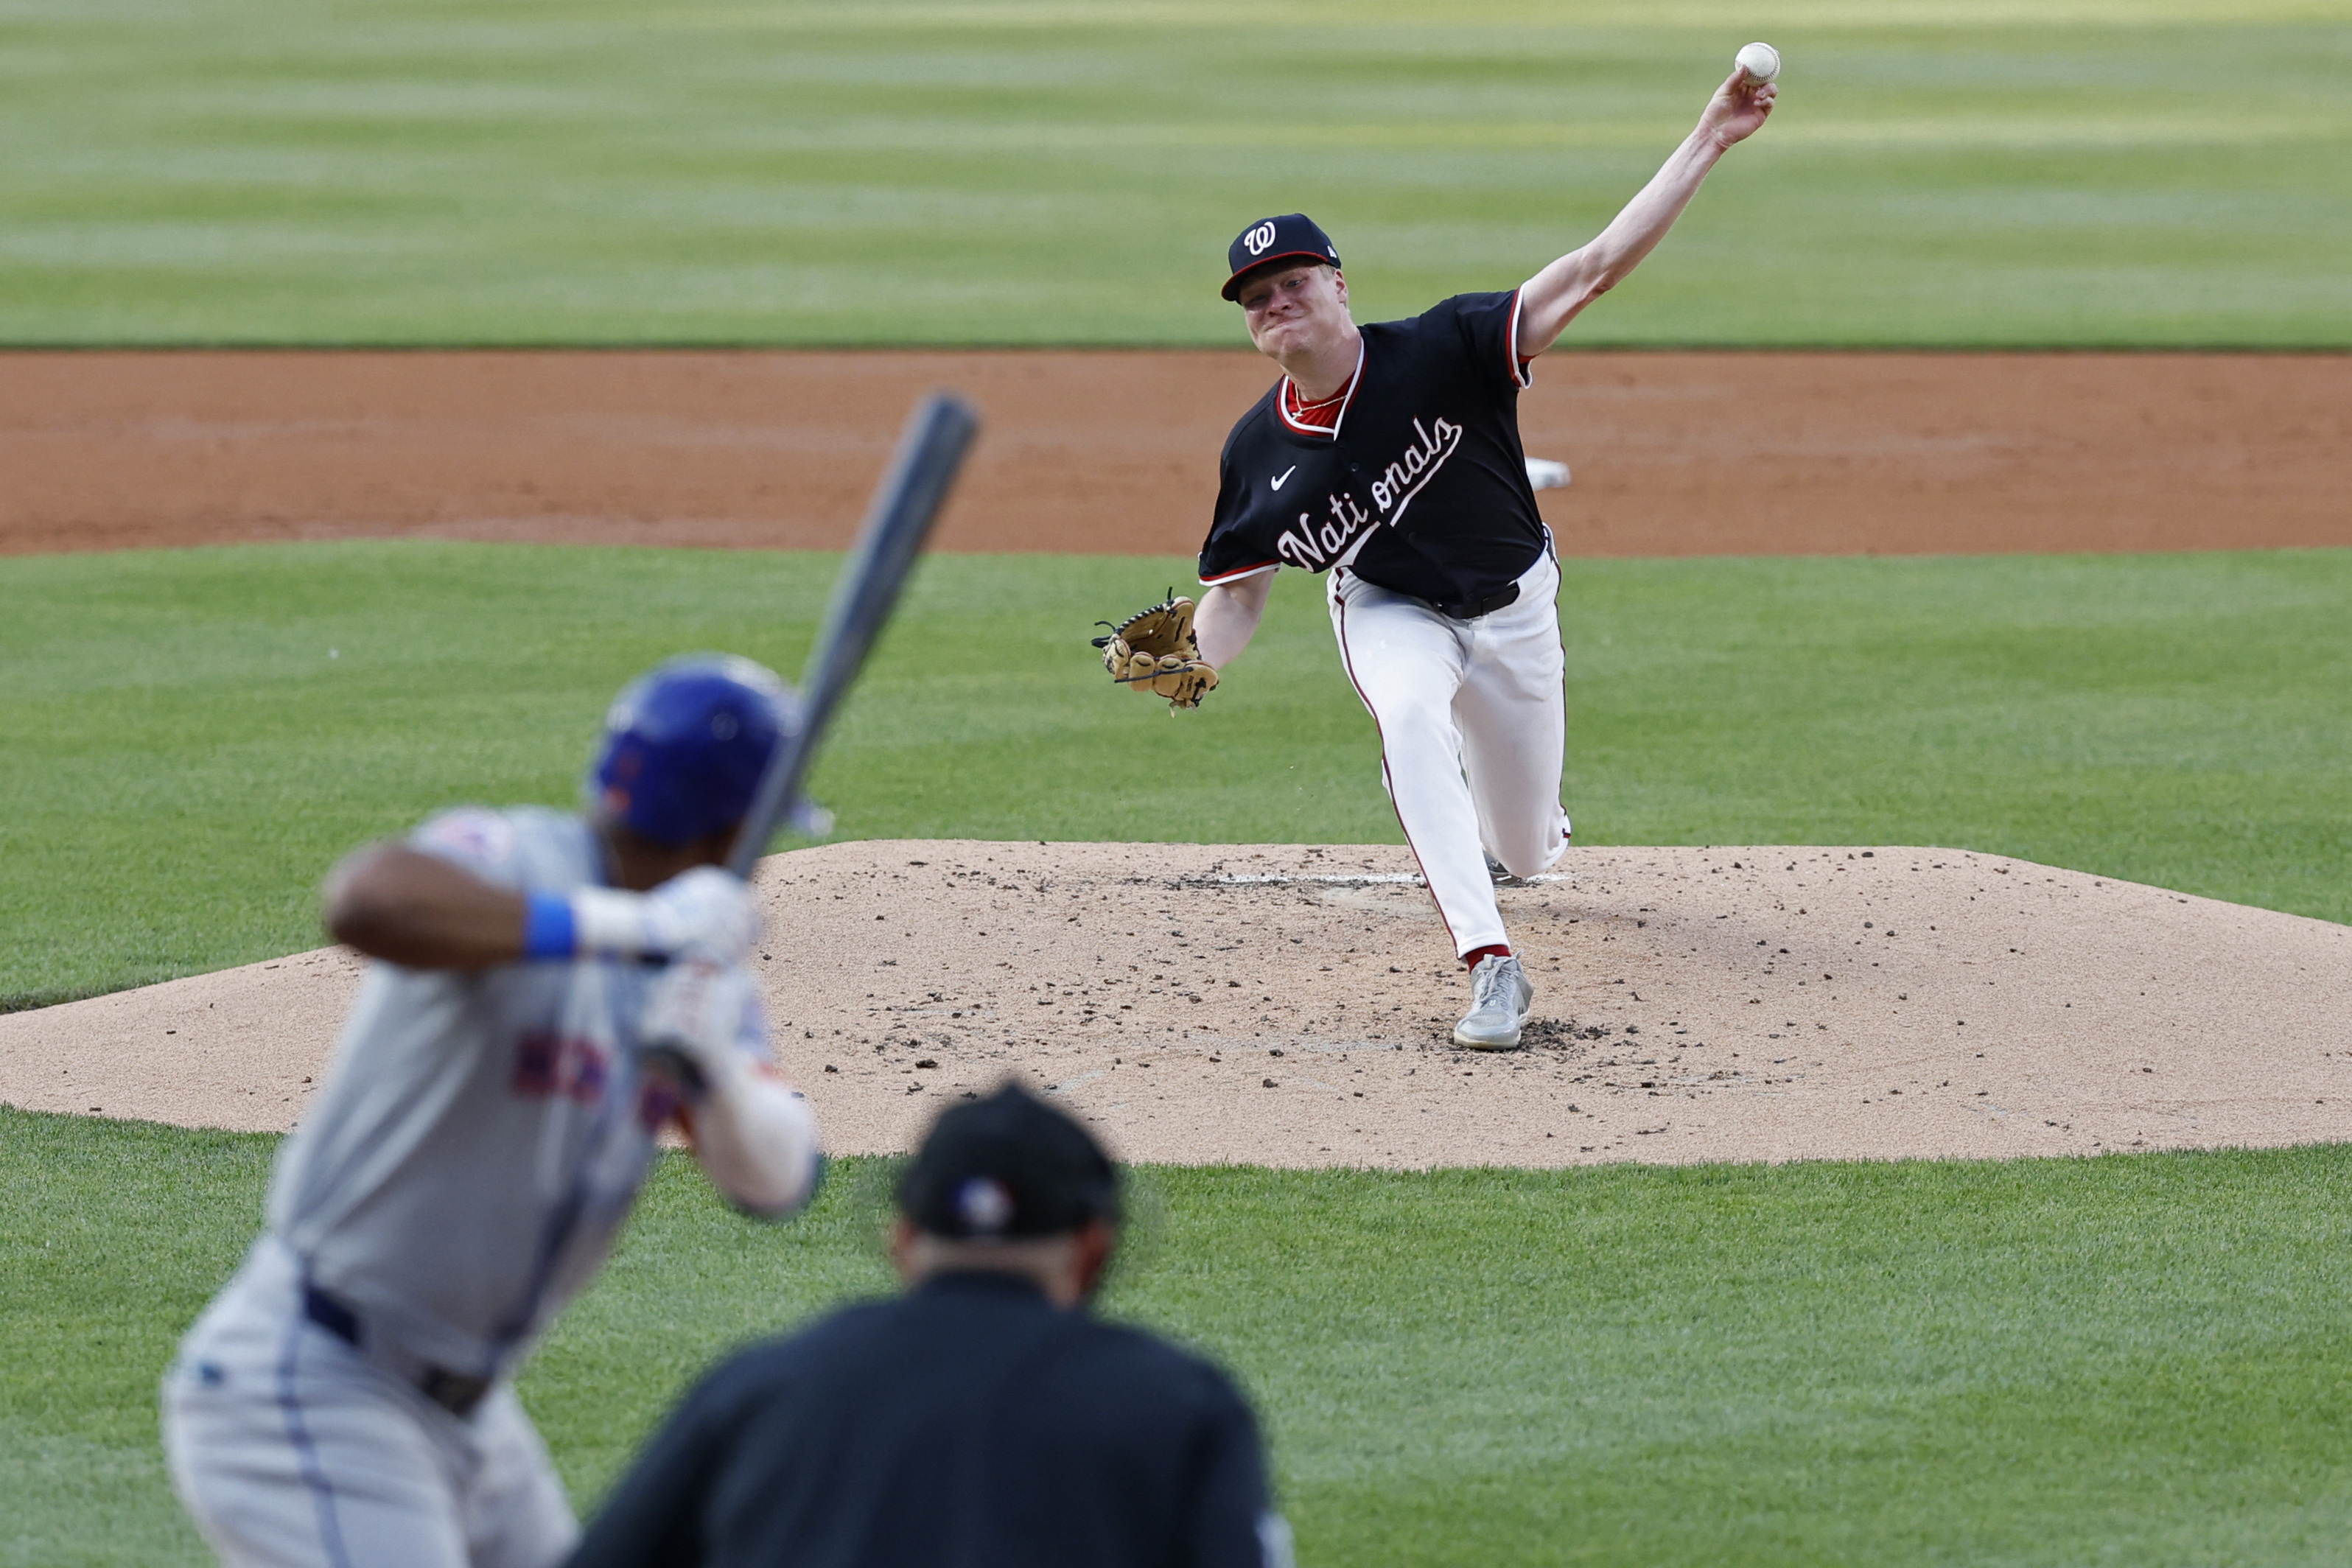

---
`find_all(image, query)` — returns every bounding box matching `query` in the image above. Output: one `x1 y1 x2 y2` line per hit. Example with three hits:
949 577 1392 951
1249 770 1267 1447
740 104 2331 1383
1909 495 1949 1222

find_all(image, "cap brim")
1221 251 1337 301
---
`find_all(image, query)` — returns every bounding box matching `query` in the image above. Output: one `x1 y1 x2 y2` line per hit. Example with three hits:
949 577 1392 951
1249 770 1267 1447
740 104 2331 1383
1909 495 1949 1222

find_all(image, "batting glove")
565 866 760 963
635 958 758 1100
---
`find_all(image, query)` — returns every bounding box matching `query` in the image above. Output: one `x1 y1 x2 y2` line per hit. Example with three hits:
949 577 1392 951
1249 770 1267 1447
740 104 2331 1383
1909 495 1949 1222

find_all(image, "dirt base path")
4 351 2346 559
6 841 2345 1168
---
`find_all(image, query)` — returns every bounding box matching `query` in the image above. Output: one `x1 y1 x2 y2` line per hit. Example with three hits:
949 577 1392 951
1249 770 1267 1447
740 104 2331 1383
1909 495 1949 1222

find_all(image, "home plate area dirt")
5 841 2347 1169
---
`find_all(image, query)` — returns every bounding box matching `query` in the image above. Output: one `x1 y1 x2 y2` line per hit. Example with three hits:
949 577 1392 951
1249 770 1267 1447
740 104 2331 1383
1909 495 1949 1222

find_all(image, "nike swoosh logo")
1270 466 1297 491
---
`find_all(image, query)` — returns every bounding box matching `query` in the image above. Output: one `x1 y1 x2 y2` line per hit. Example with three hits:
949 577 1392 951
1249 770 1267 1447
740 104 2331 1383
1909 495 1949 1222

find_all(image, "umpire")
564 1083 1292 1568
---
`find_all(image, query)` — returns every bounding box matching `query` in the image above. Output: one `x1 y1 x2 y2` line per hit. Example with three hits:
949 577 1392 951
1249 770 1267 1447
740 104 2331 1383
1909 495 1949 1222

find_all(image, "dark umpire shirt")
564 1271 1283 1568
1198 290 1548 609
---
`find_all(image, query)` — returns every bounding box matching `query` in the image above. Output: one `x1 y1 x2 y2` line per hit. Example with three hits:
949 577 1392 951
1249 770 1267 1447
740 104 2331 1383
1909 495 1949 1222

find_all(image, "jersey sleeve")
1197 424 1283 586
1428 290 1534 396
407 807 525 887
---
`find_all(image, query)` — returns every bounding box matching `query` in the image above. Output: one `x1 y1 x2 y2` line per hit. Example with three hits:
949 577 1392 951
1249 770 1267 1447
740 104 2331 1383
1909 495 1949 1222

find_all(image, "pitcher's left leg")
1327 572 1508 956
1457 553 1570 879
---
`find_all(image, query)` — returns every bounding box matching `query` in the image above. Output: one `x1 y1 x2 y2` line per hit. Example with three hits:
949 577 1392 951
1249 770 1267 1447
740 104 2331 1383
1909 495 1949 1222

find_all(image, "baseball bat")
725 391 980 880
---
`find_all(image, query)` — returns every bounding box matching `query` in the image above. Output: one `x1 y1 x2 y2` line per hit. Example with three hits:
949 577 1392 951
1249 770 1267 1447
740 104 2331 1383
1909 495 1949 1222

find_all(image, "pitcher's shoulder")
1220 385 1284 454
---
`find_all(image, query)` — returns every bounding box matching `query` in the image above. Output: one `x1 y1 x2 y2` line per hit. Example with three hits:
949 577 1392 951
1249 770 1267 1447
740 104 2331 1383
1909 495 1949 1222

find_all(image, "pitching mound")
5 842 2345 1168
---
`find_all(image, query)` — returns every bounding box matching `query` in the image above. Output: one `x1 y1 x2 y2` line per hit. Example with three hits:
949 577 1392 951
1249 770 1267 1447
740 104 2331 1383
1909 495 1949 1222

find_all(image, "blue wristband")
521 890 578 959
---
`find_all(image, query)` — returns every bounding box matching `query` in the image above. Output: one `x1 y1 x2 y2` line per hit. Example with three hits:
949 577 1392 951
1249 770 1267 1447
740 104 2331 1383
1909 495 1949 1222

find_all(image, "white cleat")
1524 457 1571 491
1453 954 1533 1050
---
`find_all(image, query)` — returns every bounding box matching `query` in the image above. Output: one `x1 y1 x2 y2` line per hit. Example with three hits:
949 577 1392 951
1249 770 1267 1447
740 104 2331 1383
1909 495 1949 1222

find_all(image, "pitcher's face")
1236 263 1350 360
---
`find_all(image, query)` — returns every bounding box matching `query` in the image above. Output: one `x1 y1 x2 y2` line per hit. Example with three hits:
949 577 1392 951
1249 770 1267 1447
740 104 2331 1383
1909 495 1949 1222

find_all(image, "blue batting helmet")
589 655 794 846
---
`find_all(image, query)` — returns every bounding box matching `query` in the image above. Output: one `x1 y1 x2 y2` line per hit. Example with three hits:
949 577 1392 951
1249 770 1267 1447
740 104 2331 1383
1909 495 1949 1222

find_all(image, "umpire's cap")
1221 213 1341 301
589 654 795 846
899 1082 1121 1240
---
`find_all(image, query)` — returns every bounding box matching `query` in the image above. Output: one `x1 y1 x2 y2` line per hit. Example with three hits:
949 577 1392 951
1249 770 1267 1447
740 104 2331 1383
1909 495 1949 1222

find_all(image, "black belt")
302 1284 493 1417
1430 581 1520 620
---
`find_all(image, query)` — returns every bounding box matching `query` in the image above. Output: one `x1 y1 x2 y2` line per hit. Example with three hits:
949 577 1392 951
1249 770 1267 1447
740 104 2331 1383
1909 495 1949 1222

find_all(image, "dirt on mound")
4 841 2345 1169
4 350 2347 559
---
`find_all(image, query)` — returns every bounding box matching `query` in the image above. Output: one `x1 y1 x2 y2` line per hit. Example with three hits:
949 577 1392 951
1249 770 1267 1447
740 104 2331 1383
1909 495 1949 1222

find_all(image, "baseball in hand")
1735 41 1780 84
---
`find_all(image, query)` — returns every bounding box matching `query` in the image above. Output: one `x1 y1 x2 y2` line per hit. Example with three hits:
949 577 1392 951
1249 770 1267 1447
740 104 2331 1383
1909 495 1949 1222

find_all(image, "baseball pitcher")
161 656 825 1568
1098 63 1777 1049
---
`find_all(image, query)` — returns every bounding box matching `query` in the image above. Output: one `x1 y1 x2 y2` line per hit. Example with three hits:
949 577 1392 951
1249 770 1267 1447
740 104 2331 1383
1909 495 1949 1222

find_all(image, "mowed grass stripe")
8 1109 2352 1566
2 542 2345 1011
1 0 2347 344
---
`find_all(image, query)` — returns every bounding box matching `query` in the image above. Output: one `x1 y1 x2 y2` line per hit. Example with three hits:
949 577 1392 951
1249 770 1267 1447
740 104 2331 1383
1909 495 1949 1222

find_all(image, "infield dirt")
6 842 2346 1169
4 349 2348 559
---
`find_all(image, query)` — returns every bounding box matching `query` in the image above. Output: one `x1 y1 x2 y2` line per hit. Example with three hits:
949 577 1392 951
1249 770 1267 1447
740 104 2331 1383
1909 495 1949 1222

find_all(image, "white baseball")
1735 41 1780 84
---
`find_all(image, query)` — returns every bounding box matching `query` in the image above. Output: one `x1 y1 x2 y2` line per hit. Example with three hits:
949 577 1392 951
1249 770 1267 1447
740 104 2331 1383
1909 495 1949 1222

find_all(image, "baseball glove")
1093 590 1219 711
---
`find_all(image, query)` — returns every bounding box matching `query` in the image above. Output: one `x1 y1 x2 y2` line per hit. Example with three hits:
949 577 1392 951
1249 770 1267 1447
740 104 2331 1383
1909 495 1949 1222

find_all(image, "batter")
161 656 825 1568
1186 65 1776 1049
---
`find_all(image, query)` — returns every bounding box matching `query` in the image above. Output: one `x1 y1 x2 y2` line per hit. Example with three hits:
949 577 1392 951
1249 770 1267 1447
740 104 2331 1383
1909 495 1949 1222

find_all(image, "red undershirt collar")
1283 380 1348 429
1279 350 1362 435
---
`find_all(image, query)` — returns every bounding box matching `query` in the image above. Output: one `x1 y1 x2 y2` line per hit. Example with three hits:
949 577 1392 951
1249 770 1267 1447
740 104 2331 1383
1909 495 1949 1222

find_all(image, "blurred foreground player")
565 1083 1292 1568
162 656 825 1568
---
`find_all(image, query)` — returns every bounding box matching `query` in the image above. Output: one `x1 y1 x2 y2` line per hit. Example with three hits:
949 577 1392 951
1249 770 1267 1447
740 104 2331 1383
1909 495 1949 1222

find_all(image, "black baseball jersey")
1199 290 1547 606
564 1271 1284 1568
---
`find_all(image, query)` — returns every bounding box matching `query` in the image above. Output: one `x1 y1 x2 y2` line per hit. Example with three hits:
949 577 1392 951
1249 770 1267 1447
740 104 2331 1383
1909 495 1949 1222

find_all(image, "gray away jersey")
267 806 763 1380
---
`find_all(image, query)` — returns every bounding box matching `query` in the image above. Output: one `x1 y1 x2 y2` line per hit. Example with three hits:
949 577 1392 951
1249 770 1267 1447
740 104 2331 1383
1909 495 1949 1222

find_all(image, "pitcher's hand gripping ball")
1093 591 1219 710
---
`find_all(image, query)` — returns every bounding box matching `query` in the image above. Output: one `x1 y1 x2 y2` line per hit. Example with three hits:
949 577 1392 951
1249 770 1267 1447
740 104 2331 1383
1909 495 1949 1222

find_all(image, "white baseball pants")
1329 547 1570 958
161 1240 576 1568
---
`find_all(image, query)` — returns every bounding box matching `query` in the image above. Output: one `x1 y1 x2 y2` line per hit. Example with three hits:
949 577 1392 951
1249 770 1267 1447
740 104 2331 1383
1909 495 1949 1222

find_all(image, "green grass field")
12 1109 2352 1567
3 542 2345 1012
3 0 2348 346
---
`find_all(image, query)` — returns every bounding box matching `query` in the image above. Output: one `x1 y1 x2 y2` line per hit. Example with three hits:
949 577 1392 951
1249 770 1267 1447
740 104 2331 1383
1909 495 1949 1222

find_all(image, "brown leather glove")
1092 591 1220 711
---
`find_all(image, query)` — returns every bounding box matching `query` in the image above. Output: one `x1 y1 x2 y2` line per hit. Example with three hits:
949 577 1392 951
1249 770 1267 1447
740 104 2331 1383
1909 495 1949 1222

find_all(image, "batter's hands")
573 866 760 963
636 958 757 1101
639 867 760 961
1700 66 1776 149
643 962 820 1216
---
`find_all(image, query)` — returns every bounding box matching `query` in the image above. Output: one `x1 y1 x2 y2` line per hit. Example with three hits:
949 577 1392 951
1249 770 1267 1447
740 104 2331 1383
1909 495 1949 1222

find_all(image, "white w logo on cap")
1242 221 1277 256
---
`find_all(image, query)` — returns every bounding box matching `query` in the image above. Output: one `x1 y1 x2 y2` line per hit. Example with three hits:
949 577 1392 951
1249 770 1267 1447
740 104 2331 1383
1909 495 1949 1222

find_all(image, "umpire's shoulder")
1060 1315 1256 1417
684 1298 898 1401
